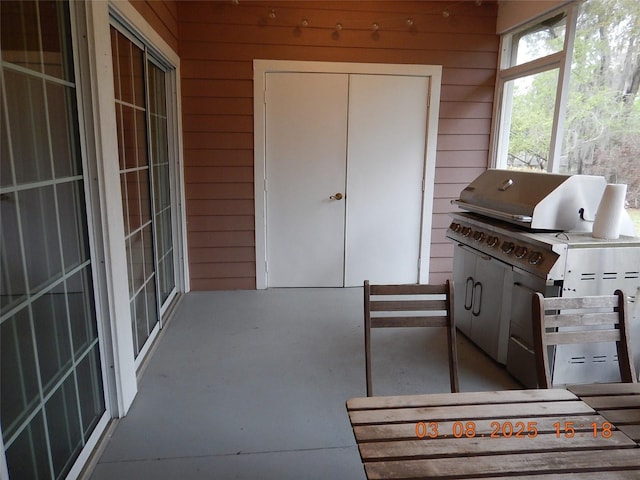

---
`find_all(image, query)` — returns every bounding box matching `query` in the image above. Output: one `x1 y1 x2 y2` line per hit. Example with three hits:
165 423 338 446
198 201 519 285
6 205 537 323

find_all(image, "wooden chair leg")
364 281 373 396
615 289 638 383
446 280 459 393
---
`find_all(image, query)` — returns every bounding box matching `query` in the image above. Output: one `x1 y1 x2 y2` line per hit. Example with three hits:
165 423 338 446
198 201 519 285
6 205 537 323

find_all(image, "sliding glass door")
1 1 105 477
110 25 176 359
148 61 176 308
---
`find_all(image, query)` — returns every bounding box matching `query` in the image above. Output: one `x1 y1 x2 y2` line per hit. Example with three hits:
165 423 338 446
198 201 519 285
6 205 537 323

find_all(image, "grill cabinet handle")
472 281 483 316
464 277 474 310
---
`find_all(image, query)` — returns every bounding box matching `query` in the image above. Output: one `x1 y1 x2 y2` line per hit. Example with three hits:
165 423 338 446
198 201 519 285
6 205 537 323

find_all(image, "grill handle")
451 199 533 224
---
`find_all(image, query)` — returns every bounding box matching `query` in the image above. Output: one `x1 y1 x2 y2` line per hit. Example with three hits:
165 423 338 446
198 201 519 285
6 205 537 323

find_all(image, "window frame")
490 3 580 172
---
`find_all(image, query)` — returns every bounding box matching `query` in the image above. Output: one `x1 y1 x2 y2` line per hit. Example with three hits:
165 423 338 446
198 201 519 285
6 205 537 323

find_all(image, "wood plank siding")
177 1 499 290
130 0 179 52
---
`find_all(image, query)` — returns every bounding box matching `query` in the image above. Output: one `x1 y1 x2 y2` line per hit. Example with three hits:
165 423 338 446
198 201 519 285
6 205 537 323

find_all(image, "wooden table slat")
567 384 640 397
347 389 577 411
598 408 640 424
618 424 640 442
364 448 640 479
476 473 640 480
359 431 635 461
349 401 594 425
580 394 640 410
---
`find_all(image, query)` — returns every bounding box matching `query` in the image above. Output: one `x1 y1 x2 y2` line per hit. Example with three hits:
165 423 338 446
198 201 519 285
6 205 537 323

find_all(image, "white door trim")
83 0 138 418
83 0 188 417
254 60 441 289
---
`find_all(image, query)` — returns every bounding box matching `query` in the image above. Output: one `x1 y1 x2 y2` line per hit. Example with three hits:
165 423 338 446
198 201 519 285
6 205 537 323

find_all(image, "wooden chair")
532 290 637 389
364 280 459 396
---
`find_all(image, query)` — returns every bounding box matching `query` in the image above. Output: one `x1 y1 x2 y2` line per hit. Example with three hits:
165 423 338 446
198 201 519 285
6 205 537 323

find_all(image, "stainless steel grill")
446 169 640 387
452 169 609 231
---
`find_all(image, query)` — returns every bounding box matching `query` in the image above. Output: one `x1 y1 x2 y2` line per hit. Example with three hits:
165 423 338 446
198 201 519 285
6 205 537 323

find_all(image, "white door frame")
253 60 442 289
83 0 188 417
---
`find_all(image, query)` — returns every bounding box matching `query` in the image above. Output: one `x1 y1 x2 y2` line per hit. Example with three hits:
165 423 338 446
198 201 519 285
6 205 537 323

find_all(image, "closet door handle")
329 193 343 200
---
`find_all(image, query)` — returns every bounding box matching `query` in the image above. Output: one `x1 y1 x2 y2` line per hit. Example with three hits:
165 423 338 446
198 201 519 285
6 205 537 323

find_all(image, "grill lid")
452 169 607 231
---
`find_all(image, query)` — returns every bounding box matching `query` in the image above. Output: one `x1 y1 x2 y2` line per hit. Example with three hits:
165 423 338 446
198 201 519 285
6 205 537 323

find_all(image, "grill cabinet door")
452 245 475 336
472 255 513 364
506 272 557 388
452 244 512 364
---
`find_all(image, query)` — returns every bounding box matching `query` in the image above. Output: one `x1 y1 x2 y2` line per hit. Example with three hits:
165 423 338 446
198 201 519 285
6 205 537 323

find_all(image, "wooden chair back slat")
546 329 622 346
370 299 448 312
369 284 447 295
370 316 448 329
545 312 621 328
542 295 620 310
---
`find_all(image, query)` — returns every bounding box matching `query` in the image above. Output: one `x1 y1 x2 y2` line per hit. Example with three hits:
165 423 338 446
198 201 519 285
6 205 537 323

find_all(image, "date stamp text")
415 420 613 439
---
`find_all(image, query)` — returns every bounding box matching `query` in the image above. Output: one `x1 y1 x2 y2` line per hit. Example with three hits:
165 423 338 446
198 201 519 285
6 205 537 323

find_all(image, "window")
502 69 560 170
493 0 640 231
1 2 106 478
511 12 567 66
493 9 570 171
561 1 640 190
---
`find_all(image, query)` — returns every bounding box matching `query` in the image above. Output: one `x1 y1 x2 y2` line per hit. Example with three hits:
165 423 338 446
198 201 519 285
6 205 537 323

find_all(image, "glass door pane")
111 27 159 357
148 61 176 306
1 2 105 478
110 25 176 358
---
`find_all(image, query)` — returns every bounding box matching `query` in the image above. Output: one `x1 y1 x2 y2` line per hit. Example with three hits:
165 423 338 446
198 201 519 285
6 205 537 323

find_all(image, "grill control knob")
487 236 499 248
473 231 485 242
501 241 515 254
449 222 461 233
514 246 528 259
528 251 544 265
462 227 472 237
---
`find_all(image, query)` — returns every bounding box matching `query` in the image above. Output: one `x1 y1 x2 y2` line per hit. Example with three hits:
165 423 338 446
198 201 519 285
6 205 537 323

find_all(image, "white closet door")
265 72 349 287
344 74 429 286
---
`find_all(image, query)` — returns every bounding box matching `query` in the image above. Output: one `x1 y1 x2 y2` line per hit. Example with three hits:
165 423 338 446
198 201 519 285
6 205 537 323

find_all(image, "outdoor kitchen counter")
346 388 640 479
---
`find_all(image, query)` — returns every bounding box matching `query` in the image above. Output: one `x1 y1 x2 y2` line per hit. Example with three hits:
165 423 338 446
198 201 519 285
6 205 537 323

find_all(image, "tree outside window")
497 0 640 232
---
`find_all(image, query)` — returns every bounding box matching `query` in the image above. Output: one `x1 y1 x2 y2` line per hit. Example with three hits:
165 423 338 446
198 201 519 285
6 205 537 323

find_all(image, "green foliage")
509 70 559 168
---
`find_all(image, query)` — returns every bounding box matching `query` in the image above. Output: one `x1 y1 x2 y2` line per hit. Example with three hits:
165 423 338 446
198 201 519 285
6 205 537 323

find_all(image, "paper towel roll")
592 183 627 239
